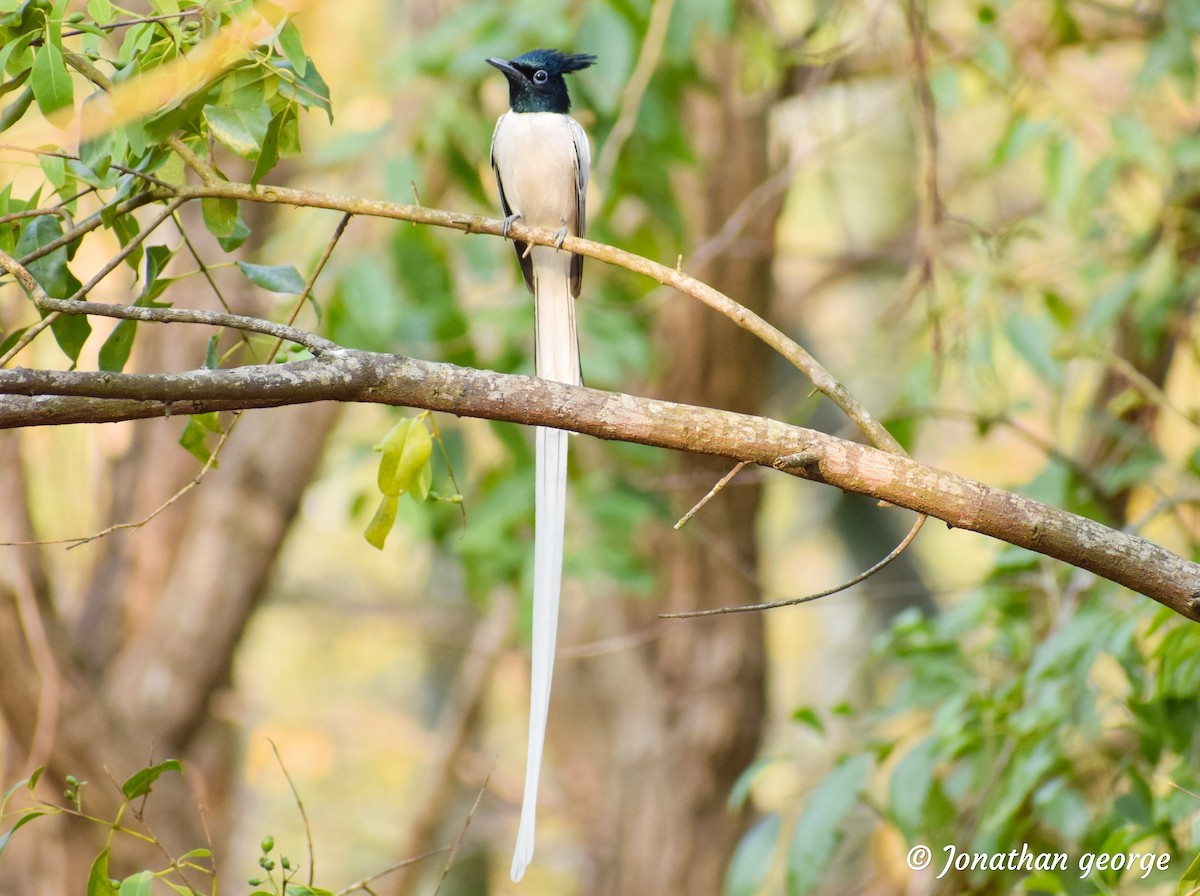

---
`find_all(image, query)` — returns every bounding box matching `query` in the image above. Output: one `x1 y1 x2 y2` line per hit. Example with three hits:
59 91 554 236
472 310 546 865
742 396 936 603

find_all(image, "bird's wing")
491 112 535 293
568 116 590 298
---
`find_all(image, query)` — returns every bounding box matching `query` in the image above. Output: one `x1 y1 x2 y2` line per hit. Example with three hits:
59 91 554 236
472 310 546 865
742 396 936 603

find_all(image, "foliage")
0 759 381 895
0 0 327 356
729 582 1200 896
0 761 219 895
724 0 1200 893
5 0 1200 891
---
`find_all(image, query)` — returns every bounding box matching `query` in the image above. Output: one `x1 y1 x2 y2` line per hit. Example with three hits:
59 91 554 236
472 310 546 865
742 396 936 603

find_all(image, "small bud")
260 835 274 854
281 856 292 870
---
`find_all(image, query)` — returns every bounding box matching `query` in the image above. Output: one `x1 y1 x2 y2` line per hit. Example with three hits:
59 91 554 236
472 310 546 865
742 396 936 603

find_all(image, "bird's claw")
553 224 569 250
501 213 521 239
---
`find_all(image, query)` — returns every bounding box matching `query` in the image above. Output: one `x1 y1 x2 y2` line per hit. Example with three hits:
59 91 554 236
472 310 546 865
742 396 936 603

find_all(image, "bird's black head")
486 49 596 114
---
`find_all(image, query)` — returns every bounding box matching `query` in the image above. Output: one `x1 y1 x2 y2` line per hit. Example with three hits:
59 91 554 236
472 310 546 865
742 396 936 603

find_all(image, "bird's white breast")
491 112 585 231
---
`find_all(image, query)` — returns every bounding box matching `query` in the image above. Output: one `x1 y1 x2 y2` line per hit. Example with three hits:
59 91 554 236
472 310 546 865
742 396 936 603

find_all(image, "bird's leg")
553 223 569 250
501 212 521 240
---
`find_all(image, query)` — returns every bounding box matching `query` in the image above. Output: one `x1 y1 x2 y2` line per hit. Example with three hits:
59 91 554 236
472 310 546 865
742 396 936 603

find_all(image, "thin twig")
674 461 747 529
431 768 492 896
660 515 927 617
593 0 676 193
0 244 337 357
898 0 944 350
336 848 451 896
1 198 184 366
268 739 316 887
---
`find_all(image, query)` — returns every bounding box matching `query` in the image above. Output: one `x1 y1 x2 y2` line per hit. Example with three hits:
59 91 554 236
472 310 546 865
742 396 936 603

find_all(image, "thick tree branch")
0 354 1197 622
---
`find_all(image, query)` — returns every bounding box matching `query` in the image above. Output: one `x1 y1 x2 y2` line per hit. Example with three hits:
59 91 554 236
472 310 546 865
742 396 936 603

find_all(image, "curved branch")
162 181 903 455
0 355 1197 622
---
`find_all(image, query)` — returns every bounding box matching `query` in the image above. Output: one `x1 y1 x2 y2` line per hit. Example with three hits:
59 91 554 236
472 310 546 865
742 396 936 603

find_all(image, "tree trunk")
556 36 779 896
0 205 339 892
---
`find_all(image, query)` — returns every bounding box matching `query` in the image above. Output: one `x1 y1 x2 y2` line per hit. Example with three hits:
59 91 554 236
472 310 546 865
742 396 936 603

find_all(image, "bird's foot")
501 213 521 239
553 224 569 250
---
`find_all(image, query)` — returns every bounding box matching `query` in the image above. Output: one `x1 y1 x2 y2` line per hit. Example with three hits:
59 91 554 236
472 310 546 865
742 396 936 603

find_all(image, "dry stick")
268 739 317 887
0 188 161 267
0 198 185 366
271 212 353 352
899 0 944 335
337 848 451 896
592 0 677 193
674 461 748 530
0 230 340 548
12 576 60 773
389 598 514 896
663 514 927 618
431 768 493 896
125 211 356 555
0 248 335 356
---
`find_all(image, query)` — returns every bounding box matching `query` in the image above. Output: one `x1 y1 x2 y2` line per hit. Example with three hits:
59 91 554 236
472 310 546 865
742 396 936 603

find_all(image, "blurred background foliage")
1 0 1200 894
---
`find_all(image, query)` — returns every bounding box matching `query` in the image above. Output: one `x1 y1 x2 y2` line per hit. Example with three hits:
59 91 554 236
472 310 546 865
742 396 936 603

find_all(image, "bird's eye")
533 70 549 84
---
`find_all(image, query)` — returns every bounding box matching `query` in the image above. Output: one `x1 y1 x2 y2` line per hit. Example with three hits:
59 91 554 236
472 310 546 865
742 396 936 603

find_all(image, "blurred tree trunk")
1077 169 1200 525
0 207 339 894
556 36 778 896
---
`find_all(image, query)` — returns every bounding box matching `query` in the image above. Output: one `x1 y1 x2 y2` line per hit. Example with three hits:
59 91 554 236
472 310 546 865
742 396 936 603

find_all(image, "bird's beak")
486 57 525 82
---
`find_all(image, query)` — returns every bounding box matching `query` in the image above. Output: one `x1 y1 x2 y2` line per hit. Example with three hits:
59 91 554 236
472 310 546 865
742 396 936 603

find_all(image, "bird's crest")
511 48 597 74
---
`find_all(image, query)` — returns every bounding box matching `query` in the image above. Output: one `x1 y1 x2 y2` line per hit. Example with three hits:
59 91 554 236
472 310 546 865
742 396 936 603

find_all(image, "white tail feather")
511 259 578 883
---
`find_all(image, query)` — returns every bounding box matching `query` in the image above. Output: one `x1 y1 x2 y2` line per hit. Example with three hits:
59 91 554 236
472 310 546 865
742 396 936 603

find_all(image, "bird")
486 47 595 882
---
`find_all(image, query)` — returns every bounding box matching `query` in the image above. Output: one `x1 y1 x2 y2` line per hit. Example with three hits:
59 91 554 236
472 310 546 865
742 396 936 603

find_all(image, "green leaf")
1003 312 1061 386
725 813 780 896
87 849 119 896
993 115 1049 166
0 811 47 861
1178 846 1200 896
1111 114 1160 168
888 738 937 841
236 261 306 294
179 417 216 465
363 494 399 550
374 419 411 493
786 754 871 896
375 418 432 498
80 93 114 178
727 757 772 812
14 215 89 362
200 196 238 239
30 40 73 118
200 197 250 250
284 886 336 896
276 57 332 121
203 103 271 158
0 33 35 81
791 707 824 733
0 327 27 357
121 759 182 800
98 319 137 372
118 871 153 896
204 334 219 370
412 458 432 502
0 85 34 133
87 0 114 25
250 107 287 186
278 20 307 76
